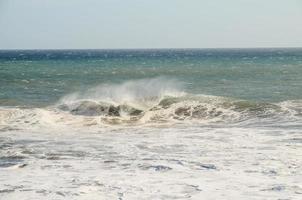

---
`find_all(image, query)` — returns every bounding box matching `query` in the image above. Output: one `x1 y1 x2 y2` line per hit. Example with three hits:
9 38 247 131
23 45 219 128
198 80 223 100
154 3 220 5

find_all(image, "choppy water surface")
0 49 302 199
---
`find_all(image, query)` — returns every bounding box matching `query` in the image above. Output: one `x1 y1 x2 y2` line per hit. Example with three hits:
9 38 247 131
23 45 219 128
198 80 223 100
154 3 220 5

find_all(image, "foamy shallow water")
1 125 301 200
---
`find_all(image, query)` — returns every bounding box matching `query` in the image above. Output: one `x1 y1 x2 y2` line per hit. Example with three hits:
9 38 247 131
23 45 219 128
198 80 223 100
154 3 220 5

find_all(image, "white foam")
1 126 301 199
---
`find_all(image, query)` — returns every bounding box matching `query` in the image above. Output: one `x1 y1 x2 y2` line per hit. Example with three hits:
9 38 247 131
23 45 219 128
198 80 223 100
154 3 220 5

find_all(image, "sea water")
0 49 302 199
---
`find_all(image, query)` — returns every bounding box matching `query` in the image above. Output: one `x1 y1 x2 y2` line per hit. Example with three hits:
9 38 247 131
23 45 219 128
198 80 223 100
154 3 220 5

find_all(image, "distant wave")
0 78 302 130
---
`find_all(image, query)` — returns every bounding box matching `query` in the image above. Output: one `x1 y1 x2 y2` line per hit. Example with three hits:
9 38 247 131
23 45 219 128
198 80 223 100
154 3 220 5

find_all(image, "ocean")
0 49 301 199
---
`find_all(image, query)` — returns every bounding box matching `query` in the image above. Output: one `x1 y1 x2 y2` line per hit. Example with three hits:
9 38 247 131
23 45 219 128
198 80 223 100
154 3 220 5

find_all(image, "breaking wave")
1 78 302 130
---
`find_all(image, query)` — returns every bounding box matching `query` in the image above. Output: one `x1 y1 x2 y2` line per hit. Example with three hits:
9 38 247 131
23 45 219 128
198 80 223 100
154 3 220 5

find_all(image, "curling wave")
56 95 302 124
1 78 302 129
1 95 302 130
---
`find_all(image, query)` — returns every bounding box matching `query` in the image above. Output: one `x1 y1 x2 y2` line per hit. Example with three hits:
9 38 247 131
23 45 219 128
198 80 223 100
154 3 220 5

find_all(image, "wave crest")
1 78 302 129
1 97 302 130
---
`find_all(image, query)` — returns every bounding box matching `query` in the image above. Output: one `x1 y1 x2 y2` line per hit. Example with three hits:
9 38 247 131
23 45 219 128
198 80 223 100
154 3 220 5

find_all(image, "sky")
0 0 302 49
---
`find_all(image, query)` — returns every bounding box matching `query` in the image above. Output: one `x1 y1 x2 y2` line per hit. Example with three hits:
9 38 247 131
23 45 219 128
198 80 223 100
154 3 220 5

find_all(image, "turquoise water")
1 49 302 107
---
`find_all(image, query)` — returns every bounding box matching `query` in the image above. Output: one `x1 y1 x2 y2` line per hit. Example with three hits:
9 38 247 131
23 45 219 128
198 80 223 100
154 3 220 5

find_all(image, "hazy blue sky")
0 0 301 49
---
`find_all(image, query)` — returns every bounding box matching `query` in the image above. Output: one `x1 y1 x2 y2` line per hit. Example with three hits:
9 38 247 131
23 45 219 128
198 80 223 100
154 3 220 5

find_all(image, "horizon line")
1 47 302 51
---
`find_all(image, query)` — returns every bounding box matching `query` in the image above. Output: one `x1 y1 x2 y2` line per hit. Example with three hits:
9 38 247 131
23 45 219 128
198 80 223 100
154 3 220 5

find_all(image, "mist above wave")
59 77 185 110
